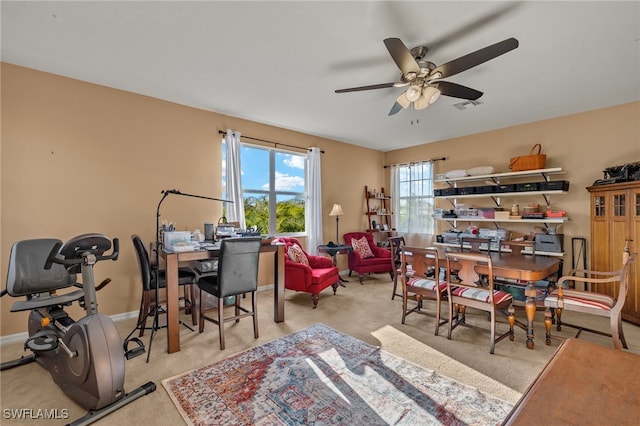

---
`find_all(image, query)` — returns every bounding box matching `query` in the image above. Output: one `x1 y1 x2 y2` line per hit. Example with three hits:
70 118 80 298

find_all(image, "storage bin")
441 187 458 196
534 233 564 253
495 184 516 193
478 208 497 219
541 180 570 191
516 182 541 192
457 186 477 195
476 185 497 193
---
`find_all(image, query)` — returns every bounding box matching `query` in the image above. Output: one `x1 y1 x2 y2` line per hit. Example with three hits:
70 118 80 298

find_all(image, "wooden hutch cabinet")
587 181 640 325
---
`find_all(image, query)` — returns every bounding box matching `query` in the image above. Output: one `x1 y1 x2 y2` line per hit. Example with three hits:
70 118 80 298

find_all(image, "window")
392 162 434 234
223 142 307 235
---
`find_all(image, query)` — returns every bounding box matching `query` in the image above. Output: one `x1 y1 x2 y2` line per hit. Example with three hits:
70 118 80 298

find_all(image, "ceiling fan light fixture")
396 92 411 109
414 94 429 110
406 85 422 102
423 86 441 104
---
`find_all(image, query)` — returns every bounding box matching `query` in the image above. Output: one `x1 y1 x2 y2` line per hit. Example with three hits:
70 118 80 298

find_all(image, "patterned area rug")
163 323 513 425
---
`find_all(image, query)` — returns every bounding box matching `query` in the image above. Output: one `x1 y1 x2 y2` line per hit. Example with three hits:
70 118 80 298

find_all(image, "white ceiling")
2 1 639 152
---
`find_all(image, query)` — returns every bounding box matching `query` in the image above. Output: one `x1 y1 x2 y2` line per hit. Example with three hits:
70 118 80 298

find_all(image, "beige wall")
2 63 639 336
0 63 384 336
385 101 640 257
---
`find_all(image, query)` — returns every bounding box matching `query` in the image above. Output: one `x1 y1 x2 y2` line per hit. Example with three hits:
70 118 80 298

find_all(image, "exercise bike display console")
1 233 156 426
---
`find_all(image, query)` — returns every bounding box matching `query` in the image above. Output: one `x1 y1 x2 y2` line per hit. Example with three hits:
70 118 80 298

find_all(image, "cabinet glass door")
593 195 605 217
613 194 626 216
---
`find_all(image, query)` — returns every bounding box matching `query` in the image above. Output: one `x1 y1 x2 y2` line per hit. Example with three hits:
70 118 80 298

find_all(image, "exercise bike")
1 233 155 426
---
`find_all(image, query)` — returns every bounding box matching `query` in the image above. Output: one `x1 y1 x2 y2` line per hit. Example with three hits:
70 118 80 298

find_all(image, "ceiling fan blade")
388 102 404 116
335 82 396 93
383 38 420 75
435 81 483 100
426 3 521 54
432 37 519 79
389 91 411 116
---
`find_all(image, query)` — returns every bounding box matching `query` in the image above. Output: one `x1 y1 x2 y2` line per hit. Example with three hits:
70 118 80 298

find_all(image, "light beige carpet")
1 273 639 425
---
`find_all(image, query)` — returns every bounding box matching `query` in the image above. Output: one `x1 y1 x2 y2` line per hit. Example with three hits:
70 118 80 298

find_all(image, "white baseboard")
1 285 275 348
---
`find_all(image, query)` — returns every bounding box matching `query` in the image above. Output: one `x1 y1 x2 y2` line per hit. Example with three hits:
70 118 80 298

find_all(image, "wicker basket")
509 144 546 171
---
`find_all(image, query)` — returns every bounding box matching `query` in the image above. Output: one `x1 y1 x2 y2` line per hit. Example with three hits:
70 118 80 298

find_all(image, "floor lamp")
329 203 344 243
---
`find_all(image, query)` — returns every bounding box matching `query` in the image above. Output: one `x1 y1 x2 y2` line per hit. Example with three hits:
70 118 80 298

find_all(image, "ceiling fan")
335 37 519 116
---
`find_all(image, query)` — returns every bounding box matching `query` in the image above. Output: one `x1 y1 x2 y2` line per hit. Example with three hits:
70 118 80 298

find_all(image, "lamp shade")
329 203 344 216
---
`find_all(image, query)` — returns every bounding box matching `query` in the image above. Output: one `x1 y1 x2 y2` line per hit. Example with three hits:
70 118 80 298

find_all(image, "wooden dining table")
445 251 561 349
161 240 285 354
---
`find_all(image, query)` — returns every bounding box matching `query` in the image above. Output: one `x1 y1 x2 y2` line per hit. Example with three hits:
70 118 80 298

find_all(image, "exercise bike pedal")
25 329 59 353
123 337 146 360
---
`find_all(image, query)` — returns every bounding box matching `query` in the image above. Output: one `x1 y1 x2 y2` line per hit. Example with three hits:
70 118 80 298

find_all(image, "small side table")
317 244 352 285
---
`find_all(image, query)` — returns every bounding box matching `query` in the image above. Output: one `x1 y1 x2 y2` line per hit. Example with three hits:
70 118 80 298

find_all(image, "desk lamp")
329 203 344 243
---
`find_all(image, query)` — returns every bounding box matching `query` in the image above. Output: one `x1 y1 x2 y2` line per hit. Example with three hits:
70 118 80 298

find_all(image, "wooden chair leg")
508 305 516 341
544 308 553 346
490 310 496 354
555 307 564 331
311 293 319 309
391 273 398 300
611 314 628 350
401 293 408 324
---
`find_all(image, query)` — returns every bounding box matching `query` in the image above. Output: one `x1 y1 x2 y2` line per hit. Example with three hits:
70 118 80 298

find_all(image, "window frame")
223 141 307 237
393 162 435 235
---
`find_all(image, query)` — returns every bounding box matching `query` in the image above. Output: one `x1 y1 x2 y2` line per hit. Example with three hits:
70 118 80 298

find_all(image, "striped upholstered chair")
543 253 636 349
400 246 448 336
444 251 515 354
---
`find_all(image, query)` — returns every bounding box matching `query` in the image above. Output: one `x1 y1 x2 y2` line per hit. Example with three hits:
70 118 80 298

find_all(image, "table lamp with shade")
329 203 344 244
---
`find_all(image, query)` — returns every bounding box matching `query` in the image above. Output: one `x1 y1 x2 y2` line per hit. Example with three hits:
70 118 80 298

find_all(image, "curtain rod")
383 157 447 168
218 130 324 153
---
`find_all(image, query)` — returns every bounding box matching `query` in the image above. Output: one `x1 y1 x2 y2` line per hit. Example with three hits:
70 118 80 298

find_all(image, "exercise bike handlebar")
44 234 119 271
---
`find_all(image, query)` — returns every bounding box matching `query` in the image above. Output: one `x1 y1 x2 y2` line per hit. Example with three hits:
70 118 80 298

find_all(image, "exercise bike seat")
5 238 82 312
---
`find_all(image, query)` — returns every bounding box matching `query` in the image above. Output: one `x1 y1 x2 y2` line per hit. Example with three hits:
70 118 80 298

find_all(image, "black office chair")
196 237 262 350
127 235 197 360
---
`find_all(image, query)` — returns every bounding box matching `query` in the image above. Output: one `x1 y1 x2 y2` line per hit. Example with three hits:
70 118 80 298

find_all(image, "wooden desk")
162 241 285 353
445 252 560 349
503 338 640 425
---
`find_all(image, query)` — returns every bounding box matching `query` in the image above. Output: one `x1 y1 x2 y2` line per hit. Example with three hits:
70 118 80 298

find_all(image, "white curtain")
306 147 323 254
223 129 246 230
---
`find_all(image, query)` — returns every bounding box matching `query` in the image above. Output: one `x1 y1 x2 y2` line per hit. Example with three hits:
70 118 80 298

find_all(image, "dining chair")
445 251 515 354
389 235 406 300
130 234 197 337
195 237 262 350
498 240 535 256
543 252 636 349
459 237 492 253
400 247 448 335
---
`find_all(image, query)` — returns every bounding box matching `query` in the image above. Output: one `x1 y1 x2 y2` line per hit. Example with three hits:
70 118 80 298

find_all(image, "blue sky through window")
222 143 306 195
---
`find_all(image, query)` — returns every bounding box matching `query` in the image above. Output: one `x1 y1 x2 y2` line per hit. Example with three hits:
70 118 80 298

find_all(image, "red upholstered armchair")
276 237 340 308
343 232 393 284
